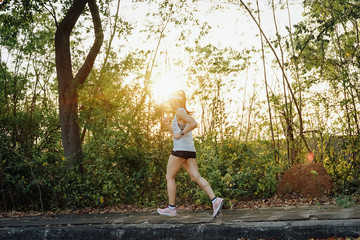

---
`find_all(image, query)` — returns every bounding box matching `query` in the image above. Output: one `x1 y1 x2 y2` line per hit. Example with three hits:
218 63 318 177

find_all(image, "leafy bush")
185 137 283 206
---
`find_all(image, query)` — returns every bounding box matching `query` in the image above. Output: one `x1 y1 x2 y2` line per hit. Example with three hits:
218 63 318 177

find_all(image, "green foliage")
187 138 282 206
310 170 318 179
323 136 360 194
335 194 356 208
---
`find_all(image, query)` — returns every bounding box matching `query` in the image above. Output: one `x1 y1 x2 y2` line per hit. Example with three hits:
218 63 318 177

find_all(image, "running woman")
157 90 224 217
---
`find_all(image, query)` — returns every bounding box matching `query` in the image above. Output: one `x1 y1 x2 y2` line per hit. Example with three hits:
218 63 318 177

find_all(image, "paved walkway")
0 205 360 239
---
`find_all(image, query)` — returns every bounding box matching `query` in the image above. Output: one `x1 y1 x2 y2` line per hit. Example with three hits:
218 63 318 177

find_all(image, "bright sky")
118 0 304 91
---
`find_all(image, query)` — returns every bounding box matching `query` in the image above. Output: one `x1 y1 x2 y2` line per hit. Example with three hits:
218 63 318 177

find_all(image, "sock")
211 197 217 204
168 204 176 210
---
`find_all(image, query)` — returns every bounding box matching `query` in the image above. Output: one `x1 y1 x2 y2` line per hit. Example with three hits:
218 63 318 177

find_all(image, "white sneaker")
157 206 177 217
212 197 224 217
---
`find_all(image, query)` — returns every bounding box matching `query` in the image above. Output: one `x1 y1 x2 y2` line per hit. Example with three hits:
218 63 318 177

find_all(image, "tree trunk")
55 0 103 168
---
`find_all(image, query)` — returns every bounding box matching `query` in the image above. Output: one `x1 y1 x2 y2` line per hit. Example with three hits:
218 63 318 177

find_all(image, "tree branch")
56 0 86 38
239 0 313 154
40 1 58 27
74 0 104 85
55 0 87 93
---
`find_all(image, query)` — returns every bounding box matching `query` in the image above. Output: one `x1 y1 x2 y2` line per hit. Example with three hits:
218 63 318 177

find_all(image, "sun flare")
151 71 186 102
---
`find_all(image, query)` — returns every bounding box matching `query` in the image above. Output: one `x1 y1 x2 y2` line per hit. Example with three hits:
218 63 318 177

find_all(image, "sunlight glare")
152 71 186 102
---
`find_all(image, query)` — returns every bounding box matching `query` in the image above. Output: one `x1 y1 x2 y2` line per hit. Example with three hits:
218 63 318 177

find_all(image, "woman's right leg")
166 155 185 205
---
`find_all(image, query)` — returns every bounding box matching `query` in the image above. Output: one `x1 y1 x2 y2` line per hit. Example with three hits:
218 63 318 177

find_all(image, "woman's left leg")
184 158 224 217
183 158 215 200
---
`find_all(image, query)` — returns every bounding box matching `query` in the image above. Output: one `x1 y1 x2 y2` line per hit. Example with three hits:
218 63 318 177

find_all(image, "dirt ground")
276 162 334 198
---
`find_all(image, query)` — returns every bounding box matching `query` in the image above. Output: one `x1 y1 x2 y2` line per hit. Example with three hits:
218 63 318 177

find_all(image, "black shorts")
171 150 196 159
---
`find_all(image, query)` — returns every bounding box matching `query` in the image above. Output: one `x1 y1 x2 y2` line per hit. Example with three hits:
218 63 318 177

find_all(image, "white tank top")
172 108 196 152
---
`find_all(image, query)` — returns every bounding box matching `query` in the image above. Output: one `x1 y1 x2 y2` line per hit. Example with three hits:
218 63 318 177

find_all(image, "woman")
157 90 224 217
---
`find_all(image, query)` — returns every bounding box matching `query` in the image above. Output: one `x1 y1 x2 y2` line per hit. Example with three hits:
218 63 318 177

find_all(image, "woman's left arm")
177 110 198 134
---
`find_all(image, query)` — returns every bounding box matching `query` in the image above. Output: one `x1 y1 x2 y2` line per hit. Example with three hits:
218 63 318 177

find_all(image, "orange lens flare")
306 152 315 163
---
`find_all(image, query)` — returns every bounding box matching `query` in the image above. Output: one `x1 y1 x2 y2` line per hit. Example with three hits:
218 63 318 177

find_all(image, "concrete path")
0 205 360 239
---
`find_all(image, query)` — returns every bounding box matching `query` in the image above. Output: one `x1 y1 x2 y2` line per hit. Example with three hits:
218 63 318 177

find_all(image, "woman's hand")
162 116 173 134
163 117 170 125
173 132 181 139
